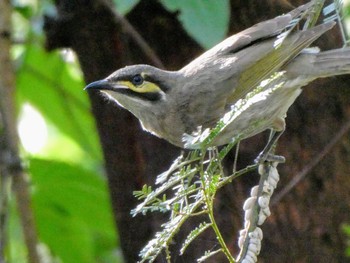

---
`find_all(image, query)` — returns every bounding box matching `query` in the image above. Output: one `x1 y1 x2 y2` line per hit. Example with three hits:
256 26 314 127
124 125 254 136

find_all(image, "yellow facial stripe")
118 80 161 93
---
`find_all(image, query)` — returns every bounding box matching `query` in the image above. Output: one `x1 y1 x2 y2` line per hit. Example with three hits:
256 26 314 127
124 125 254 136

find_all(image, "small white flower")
258 196 270 209
258 164 266 175
248 243 259 256
242 258 254 263
243 254 256 263
249 238 261 253
244 208 253 221
239 229 247 237
263 180 274 191
238 236 245 249
247 250 258 261
250 185 259 197
255 227 263 240
257 213 267 225
269 166 280 181
261 206 271 217
267 175 278 188
248 230 258 239
243 196 257 211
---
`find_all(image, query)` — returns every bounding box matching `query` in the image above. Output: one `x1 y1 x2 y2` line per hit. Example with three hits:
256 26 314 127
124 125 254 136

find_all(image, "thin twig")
232 141 240 173
199 150 235 263
218 164 258 188
272 118 350 206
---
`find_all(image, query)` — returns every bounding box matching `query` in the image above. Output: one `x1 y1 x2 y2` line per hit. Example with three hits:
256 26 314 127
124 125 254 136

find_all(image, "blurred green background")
7 0 230 262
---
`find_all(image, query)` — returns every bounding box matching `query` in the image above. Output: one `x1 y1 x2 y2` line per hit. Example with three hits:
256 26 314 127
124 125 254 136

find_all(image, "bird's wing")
224 22 334 105
177 2 335 131
180 1 313 74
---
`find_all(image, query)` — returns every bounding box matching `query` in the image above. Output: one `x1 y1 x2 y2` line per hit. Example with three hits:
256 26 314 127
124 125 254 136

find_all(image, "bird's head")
85 65 179 115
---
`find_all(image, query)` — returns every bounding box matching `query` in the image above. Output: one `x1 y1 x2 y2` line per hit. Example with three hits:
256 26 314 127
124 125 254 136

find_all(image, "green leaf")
8 201 27 263
197 249 222 262
29 158 117 263
344 225 350 235
112 0 140 14
343 224 350 256
16 44 102 161
13 5 34 19
180 222 211 255
160 0 230 48
36 208 95 263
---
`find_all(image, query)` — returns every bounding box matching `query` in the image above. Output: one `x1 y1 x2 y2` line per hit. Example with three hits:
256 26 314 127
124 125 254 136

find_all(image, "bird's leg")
232 141 240 174
255 129 285 163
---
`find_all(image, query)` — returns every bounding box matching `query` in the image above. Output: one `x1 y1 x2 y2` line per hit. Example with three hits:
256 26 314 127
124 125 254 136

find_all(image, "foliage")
8 1 120 262
30 158 116 263
114 0 230 49
16 44 101 162
113 0 140 15
160 0 230 48
344 224 350 257
132 147 257 262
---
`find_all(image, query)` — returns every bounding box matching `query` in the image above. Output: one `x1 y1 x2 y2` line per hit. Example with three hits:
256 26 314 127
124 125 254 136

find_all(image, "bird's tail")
286 47 350 79
313 48 350 77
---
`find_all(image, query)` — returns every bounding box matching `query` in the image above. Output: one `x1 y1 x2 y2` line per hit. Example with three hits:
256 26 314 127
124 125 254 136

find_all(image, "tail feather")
286 47 350 78
314 48 350 77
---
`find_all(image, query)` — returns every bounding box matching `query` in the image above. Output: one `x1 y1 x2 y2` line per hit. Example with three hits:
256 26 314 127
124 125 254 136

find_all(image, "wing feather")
176 2 334 130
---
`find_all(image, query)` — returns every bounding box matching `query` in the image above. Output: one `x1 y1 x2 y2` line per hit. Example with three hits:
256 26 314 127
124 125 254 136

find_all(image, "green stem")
218 163 258 189
199 149 236 263
207 203 235 262
165 245 171 263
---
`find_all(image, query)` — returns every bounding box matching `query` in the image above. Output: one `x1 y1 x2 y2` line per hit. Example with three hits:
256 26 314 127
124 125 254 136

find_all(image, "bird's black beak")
84 79 111 91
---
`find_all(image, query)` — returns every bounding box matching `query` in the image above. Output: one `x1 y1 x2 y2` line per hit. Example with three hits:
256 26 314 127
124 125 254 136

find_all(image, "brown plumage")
85 2 350 150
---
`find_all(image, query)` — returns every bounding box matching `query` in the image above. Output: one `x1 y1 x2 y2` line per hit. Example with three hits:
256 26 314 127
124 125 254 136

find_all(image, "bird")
85 2 350 157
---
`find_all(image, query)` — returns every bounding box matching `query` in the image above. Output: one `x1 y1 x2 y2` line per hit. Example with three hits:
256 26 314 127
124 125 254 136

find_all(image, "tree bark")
44 0 350 262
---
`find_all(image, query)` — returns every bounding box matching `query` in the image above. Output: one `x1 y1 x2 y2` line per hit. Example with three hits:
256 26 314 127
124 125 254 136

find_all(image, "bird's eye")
131 74 144 86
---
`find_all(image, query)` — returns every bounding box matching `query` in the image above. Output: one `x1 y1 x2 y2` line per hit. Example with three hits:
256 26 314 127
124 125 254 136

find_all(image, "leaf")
197 249 222 262
131 165 198 216
160 0 230 48
8 202 27 263
344 224 350 235
13 4 34 19
180 222 211 255
16 44 102 161
139 199 204 263
112 0 140 14
36 208 95 263
343 224 350 256
29 158 117 263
